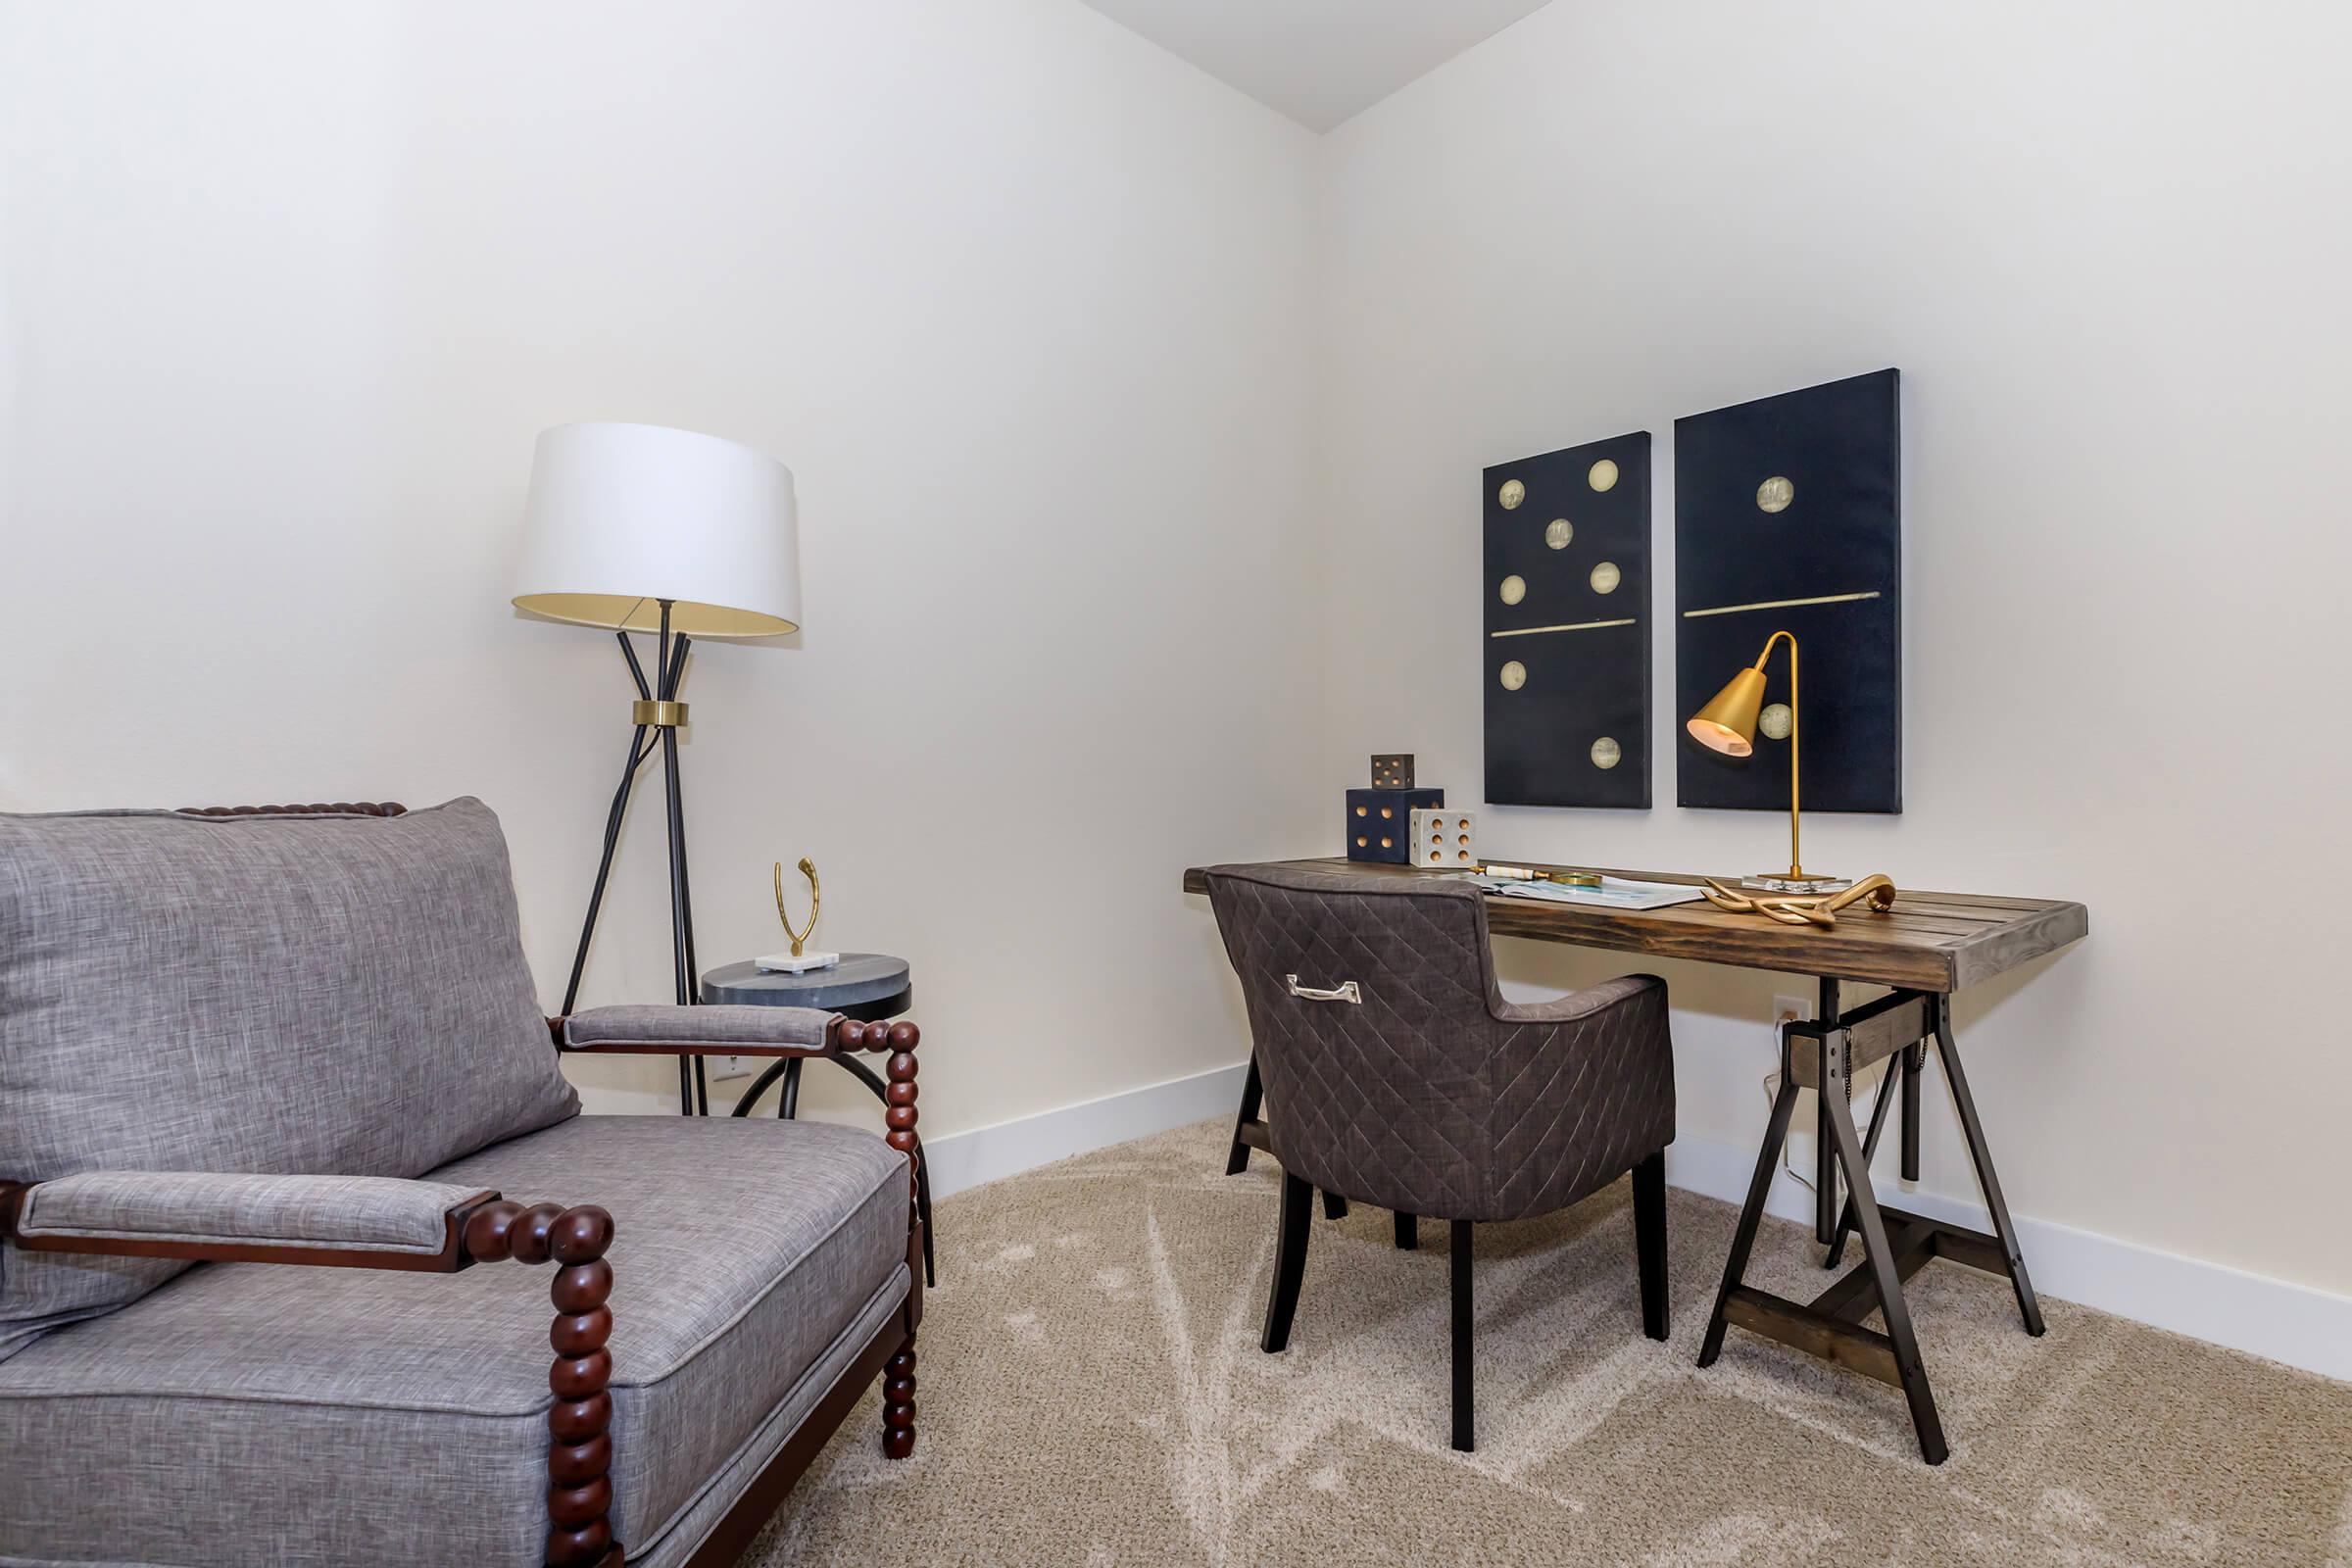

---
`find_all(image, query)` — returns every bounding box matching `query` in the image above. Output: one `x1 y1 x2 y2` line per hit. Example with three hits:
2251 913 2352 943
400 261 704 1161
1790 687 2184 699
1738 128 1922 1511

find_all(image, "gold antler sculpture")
774 858 820 957
1700 872 1897 929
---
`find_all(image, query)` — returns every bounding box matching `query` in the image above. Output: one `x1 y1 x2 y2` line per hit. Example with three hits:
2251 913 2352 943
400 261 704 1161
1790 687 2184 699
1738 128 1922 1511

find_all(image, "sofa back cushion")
0 798 579 1358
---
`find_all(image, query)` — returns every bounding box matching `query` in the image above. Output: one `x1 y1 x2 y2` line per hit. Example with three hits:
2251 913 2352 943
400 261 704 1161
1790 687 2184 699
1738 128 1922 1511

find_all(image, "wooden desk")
1179 859 2084 994
1183 857 2089 1465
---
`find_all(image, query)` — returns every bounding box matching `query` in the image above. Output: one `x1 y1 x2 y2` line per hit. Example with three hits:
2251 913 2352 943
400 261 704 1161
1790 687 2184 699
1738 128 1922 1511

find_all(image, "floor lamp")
513 422 802 1114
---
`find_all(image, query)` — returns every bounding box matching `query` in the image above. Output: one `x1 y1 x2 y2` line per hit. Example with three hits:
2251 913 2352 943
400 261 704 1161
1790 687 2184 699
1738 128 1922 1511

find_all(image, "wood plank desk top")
1182 858 2086 993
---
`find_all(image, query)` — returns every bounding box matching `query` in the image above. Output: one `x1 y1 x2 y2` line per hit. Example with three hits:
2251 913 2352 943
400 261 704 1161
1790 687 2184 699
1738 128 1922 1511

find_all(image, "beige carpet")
749 1119 2352 1566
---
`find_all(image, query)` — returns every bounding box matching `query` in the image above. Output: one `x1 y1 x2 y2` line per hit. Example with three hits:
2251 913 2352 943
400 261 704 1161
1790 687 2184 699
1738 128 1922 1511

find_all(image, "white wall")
7 0 2351 1320
1316 1 2352 1295
0 1 1323 1135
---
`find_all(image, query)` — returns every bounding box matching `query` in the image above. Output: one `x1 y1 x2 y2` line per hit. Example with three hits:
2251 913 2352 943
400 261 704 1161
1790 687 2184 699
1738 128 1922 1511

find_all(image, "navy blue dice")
1345 788 1445 863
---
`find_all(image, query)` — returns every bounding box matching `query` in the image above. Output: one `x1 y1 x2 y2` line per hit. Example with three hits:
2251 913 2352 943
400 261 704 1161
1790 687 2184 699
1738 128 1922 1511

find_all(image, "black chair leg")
1225 1054 1264 1175
1632 1151 1668 1341
1320 1189 1348 1221
1262 1172 1313 1353
1395 1210 1418 1250
1450 1219 1475 1451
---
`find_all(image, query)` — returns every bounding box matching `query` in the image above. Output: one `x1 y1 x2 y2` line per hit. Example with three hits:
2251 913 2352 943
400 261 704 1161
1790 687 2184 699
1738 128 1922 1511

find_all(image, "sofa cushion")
0 1114 911 1568
0 799 579 1360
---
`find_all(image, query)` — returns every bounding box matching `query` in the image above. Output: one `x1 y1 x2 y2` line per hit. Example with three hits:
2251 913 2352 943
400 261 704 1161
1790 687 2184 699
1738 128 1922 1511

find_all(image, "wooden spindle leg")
883 1336 918 1459
878 1021 921 1210
464 1200 622 1567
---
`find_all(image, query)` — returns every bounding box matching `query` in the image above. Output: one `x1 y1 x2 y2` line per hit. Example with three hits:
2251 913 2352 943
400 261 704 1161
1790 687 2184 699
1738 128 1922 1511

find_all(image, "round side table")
701 955 932 1284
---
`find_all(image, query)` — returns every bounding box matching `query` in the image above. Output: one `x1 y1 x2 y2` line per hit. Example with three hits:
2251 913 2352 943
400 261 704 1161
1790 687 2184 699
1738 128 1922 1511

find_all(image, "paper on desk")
1470 875 1707 910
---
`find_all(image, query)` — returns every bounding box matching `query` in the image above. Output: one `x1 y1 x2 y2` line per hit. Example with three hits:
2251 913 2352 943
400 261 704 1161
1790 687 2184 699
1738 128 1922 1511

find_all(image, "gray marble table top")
700 953 912 1015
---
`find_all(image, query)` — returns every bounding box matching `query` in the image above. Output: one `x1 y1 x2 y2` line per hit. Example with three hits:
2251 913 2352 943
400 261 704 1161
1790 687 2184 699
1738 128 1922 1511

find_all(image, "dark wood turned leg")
1395 1210 1418 1250
816 1036 936 1286
1261 1172 1312 1352
1700 1071 1799 1368
841 1014 926 1322
1823 1074 1948 1465
1826 1054 1903 1268
462 1200 621 1567
1632 1151 1668 1341
876 1024 926 1301
882 1336 917 1458
1320 1189 1348 1221
1225 1054 1264 1175
1450 1219 1474 1452
1935 996 2045 1337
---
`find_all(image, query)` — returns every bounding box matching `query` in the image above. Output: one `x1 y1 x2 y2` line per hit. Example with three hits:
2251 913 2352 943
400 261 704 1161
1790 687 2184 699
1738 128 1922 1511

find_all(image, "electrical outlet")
710 1054 754 1083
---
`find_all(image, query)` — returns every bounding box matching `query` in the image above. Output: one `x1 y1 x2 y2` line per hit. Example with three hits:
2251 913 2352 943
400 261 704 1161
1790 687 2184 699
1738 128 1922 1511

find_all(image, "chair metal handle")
1284 974 1361 1004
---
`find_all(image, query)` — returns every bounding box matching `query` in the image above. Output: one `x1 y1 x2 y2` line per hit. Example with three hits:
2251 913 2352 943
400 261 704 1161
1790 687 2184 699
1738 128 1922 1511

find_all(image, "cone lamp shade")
513 422 802 640
1687 665 1768 758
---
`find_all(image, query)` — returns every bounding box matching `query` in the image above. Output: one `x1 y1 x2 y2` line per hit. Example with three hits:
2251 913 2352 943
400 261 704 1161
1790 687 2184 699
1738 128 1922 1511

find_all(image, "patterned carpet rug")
750 1119 2352 1566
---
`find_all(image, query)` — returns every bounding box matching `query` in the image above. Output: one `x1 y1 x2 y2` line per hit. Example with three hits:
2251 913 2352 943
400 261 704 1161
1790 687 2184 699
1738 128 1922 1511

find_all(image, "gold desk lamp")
1686 630 1896 925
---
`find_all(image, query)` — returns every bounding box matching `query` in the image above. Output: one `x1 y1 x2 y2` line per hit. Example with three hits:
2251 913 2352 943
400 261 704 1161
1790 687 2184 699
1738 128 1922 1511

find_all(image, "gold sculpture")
1700 872 1897 928
773 858 820 957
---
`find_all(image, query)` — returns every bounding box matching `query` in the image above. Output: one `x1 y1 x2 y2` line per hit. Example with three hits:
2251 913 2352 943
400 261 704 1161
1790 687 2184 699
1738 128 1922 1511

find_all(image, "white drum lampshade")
513 422 802 639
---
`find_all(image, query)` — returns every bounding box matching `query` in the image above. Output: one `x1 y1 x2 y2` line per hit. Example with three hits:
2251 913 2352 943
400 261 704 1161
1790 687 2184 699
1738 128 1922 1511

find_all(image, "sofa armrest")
1 1175 623 1563
560 1003 839 1056
0 1171 499 1271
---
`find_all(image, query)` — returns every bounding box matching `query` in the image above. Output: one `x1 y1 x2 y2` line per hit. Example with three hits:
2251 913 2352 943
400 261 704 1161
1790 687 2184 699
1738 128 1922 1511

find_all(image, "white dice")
1410 808 1478 869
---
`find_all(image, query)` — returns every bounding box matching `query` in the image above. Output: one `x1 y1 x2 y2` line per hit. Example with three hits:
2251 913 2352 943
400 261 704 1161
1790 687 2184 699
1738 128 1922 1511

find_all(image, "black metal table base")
1697 983 2044 1465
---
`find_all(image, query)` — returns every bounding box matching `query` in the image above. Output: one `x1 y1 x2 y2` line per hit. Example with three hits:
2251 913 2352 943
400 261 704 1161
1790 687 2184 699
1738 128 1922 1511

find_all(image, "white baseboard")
1665 1130 2352 1384
922 1060 1250 1203
920 1058 2352 1385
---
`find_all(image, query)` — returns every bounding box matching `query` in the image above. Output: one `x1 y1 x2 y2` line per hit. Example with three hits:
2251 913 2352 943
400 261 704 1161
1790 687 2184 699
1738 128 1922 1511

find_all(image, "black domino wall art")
1675 369 1902 813
1482 431 1652 808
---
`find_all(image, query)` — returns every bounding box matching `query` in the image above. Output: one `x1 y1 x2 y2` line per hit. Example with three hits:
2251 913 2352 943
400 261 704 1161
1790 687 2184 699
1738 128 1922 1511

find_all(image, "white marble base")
756 950 842 973
1738 873 1854 894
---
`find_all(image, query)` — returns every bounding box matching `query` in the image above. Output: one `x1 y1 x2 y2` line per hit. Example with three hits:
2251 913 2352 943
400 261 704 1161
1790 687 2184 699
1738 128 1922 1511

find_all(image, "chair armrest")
559 1003 840 1056
0 1172 499 1272
1491 972 1663 1026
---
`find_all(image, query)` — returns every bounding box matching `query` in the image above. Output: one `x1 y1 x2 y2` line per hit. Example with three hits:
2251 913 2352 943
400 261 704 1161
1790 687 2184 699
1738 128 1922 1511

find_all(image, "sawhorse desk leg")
1698 988 2044 1464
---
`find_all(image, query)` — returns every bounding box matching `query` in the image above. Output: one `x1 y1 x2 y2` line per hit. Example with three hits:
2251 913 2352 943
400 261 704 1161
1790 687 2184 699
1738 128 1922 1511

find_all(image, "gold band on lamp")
632 700 690 727
1686 629 1842 890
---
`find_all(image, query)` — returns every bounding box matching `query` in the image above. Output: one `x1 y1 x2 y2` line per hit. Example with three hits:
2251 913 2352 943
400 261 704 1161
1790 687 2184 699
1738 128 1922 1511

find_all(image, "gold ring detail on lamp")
1699 872 1897 928
632 699 690 727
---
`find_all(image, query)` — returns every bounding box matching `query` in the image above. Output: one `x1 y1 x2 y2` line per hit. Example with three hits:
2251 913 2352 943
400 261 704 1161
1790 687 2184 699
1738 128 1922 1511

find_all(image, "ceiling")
1077 0 1554 132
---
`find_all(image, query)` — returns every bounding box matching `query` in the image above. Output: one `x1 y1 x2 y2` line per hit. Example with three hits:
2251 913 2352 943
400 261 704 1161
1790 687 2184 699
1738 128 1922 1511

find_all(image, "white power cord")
1761 1059 1878 1199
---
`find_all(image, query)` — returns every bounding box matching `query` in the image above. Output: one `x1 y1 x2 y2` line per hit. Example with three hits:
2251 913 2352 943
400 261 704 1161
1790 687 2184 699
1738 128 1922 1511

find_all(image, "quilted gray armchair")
1204 862 1674 1451
0 799 923 1568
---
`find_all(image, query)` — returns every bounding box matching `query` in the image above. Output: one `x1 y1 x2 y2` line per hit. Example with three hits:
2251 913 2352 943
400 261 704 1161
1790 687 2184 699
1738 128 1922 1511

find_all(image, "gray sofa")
0 799 922 1568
